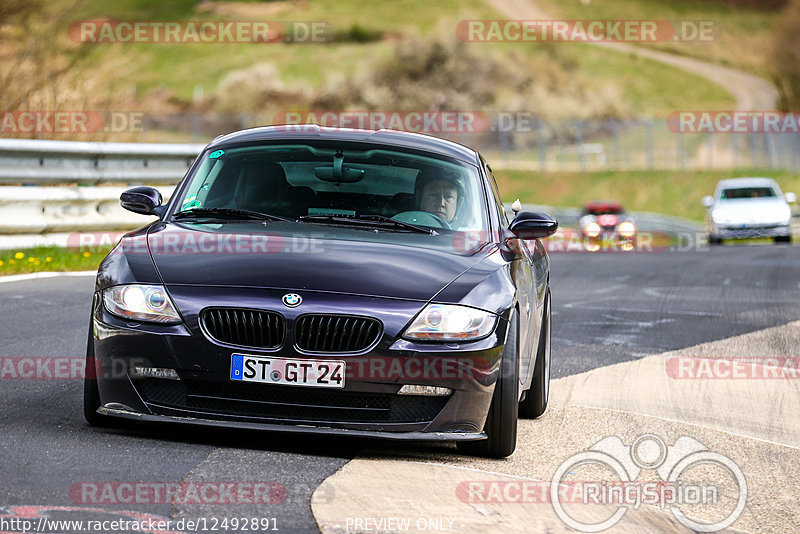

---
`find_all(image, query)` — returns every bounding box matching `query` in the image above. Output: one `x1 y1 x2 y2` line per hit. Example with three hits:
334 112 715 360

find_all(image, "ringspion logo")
551 434 747 532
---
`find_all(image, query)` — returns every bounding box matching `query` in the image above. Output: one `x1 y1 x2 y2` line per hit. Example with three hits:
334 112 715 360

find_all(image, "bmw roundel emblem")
282 293 302 307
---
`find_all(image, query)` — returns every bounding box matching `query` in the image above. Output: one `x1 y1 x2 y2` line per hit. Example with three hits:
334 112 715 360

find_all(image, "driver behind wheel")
415 171 465 224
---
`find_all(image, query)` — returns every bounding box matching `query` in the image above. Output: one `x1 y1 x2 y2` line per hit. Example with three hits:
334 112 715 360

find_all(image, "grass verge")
494 168 799 221
0 247 111 276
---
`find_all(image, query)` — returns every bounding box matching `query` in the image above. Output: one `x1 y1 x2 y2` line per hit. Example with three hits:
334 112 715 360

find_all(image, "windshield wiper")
299 214 436 235
173 208 296 223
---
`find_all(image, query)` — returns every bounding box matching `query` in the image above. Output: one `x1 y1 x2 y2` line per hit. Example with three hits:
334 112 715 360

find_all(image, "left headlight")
403 304 497 342
584 221 601 238
711 209 733 224
103 284 181 324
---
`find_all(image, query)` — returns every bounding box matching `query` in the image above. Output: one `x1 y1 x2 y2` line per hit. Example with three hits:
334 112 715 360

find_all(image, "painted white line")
570 403 800 452
0 271 96 284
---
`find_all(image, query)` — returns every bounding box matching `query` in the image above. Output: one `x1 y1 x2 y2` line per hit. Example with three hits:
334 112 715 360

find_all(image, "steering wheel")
392 210 451 229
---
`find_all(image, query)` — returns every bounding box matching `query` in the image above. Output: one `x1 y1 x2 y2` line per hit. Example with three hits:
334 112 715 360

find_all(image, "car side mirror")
785 192 797 204
121 186 165 217
702 196 714 208
508 211 558 240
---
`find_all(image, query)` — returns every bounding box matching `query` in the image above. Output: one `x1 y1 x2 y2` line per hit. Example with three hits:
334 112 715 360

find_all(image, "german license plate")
230 354 345 389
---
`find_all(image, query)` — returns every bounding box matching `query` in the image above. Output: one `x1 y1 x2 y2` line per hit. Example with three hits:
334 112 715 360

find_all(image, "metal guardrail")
0 139 197 247
0 138 204 185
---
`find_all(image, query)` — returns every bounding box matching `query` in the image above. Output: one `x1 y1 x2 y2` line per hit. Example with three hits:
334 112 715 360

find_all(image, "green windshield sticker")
184 200 202 210
209 150 225 159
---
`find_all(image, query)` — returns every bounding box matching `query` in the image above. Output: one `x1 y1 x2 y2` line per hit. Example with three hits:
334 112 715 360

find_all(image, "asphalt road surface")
1 243 798 533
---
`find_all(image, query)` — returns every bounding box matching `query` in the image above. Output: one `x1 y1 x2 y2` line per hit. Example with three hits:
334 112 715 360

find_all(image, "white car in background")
703 177 795 245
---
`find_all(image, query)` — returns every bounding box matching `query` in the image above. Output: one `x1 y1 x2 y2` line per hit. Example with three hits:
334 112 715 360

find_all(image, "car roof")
585 200 623 211
716 177 779 189
205 125 480 165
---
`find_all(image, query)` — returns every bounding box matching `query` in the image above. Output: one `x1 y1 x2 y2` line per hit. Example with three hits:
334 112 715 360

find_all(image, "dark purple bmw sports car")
84 125 557 458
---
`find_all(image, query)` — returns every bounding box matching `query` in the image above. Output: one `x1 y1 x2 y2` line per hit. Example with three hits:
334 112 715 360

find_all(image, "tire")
708 235 722 245
519 291 550 418
458 311 519 458
775 235 791 244
83 322 113 427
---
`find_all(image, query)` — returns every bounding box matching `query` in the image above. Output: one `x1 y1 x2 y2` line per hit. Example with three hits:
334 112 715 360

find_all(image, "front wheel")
774 235 791 244
458 312 519 458
519 290 550 418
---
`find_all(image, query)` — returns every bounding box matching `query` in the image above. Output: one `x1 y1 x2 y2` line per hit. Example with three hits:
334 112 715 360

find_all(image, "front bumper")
713 223 791 239
97 407 487 441
90 286 507 440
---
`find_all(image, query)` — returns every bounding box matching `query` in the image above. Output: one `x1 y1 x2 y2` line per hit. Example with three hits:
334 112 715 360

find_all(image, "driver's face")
420 180 458 222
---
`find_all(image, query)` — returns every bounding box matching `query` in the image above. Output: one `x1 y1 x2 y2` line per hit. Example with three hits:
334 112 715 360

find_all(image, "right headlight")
403 304 497 342
103 284 181 324
618 221 636 237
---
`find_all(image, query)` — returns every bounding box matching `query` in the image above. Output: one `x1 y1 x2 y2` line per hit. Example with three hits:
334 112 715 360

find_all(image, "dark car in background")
577 200 637 249
83 125 558 458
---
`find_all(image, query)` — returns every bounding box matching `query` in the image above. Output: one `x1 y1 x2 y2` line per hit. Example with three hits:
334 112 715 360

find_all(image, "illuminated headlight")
618 221 636 237
103 284 181 324
403 304 497 342
585 221 601 238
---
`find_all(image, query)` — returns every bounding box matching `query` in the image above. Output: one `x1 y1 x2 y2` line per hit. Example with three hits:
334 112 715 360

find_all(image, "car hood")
713 198 790 223
144 222 496 301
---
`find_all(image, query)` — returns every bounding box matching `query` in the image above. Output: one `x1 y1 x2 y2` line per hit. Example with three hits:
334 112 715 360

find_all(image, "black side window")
484 162 509 226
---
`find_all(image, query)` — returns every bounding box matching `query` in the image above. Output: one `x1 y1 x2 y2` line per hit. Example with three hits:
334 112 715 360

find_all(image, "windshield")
175 143 488 235
720 186 778 200
585 206 623 216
